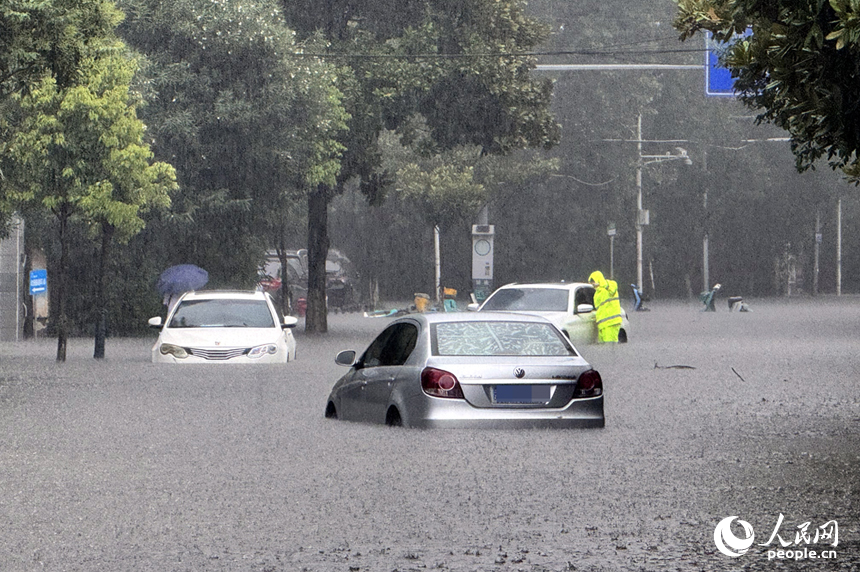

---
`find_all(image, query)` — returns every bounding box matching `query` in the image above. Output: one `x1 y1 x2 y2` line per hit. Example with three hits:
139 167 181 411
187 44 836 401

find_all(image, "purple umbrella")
156 264 209 296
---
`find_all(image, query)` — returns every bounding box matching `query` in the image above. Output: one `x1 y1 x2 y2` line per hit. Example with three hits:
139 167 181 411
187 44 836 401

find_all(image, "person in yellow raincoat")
588 270 623 343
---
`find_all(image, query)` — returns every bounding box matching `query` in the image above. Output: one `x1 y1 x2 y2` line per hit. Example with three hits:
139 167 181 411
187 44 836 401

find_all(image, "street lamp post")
635 113 692 293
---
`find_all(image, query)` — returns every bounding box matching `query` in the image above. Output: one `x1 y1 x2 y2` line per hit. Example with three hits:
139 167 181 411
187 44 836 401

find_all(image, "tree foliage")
281 0 561 331
4 34 177 359
673 0 860 181
0 0 123 100
117 0 348 287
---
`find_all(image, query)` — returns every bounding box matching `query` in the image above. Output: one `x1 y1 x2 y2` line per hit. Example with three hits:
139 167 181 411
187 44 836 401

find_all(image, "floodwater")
1 297 858 571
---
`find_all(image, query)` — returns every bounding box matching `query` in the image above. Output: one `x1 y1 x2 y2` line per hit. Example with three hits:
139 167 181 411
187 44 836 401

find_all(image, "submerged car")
471 282 629 346
324 312 604 428
148 290 298 364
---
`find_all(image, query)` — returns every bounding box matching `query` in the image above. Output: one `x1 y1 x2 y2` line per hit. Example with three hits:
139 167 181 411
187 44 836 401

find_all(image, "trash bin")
414 293 431 312
728 296 750 312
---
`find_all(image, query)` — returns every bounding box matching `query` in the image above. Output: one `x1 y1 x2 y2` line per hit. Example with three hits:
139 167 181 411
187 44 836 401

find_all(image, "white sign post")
471 225 495 303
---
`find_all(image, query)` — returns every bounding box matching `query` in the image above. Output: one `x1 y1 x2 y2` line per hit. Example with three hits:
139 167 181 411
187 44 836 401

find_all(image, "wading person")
588 270 623 343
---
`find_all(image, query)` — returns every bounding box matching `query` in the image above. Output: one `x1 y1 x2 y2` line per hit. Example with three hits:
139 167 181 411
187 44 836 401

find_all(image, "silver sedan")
324 312 604 428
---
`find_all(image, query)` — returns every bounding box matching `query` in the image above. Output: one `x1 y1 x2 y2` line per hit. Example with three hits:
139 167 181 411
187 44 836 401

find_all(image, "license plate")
493 385 551 404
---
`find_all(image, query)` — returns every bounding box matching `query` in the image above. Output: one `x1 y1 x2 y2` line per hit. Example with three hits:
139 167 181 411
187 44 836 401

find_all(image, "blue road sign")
29 269 47 295
705 30 751 97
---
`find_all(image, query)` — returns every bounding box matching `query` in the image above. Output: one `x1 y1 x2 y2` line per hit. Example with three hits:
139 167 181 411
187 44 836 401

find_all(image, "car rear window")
169 299 275 328
480 288 569 312
432 321 576 356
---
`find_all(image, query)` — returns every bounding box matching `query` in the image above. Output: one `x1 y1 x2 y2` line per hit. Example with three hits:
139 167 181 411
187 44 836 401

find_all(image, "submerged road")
1 297 859 571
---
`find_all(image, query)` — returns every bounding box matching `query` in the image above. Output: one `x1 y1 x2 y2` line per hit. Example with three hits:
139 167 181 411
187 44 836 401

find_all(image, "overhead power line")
536 64 700 71
292 47 706 59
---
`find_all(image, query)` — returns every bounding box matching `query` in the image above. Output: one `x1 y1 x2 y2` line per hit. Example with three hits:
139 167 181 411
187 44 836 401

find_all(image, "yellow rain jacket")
588 271 623 341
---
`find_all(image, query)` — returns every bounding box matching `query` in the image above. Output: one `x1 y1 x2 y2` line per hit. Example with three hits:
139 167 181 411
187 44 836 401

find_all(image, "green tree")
6 41 176 361
673 0 860 181
1 0 126 231
1 0 122 100
282 0 561 332
117 0 347 294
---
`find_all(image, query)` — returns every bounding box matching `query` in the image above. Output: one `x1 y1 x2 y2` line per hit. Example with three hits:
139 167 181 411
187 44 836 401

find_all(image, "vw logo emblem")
514 368 526 378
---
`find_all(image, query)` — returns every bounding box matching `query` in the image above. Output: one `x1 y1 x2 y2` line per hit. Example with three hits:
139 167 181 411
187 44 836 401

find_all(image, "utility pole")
837 198 842 296
636 115 644 292
813 211 821 296
434 224 441 304
635 113 692 295
702 150 709 293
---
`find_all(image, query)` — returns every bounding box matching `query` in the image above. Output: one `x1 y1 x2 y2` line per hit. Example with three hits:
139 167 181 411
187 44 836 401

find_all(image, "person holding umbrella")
157 265 209 313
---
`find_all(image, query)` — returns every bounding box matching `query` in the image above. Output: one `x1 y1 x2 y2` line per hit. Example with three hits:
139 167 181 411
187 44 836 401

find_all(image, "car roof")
398 311 557 326
494 282 591 291
178 290 269 301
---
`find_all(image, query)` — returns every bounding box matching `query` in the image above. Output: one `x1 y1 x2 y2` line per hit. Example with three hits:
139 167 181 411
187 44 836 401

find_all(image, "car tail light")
573 369 603 398
421 367 465 399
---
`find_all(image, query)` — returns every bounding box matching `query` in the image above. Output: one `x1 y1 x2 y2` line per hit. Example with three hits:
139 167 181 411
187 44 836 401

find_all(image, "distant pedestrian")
163 293 181 315
588 270 623 343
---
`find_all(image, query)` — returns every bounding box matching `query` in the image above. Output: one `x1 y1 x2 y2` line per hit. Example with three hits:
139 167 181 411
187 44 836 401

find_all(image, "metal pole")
703 230 709 293
15 215 22 341
702 150 709 293
837 198 842 296
610 235 615 279
477 205 489 226
434 224 442 303
636 114 643 292
813 211 820 296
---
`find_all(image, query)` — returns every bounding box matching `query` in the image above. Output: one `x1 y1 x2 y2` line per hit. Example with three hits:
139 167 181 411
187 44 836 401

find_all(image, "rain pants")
589 271 623 343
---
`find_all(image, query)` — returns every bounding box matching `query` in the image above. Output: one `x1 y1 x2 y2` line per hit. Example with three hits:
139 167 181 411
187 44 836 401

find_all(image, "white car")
471 282 629 346
148 290 298 363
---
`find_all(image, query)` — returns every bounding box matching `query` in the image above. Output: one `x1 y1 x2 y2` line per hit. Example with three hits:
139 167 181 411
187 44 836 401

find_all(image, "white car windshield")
432 321 575 356
481 288 569 312
168 299 275 328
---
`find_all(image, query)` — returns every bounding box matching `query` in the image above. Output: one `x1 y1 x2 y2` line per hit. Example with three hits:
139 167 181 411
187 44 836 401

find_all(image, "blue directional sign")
29 269 47 295
705 29 751 97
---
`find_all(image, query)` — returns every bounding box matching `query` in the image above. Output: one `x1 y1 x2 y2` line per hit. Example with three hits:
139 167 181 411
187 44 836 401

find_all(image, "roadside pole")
837 198 842 296
607 222 616 279
434 225 442 304
813 211 821 296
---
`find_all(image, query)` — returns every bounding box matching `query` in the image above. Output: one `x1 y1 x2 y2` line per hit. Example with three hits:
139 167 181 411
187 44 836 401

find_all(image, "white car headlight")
159 343 189 359
247 344 278 359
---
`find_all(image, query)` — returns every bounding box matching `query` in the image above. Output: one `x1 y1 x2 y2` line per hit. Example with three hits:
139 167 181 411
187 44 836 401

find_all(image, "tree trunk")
305 185 330 333
277 234 290 319
56 204 69 362
22 249 34 339
94 223 114 359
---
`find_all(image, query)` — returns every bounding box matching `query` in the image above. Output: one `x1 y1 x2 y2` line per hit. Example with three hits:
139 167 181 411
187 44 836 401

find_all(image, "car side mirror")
466 303 479 312
282 315 299 329
576 304 594 314
148 316 163 329
335 350 357 367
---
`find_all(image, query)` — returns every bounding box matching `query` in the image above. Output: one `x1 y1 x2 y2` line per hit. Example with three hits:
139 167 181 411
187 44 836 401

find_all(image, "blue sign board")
29 269 47 295
705 30 751 97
